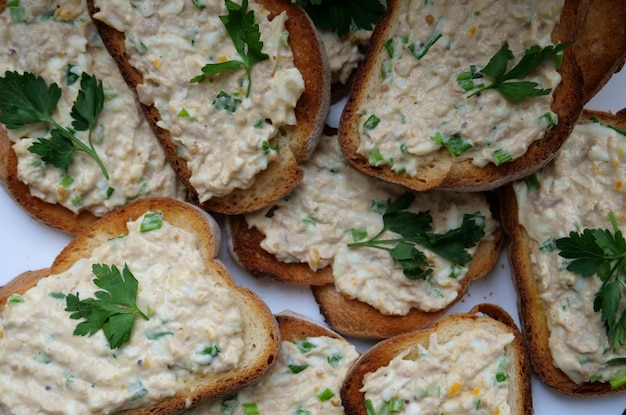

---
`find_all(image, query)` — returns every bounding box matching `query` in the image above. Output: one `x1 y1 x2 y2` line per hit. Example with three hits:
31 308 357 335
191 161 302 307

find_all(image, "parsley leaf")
65 263 150 349
0 71 109 179
191 0 269 97
555 212 626 350
294 0 385 37
348 192 485 280
460 42 569 101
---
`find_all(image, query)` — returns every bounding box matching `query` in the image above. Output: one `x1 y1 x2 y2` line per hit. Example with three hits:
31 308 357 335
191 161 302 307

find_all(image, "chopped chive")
288 364 309 374
493 148 513 165
295 339 316 353
363 114 380 130
140 212 163 232
409 32 442 60
431 132 473 157
317 388 335 402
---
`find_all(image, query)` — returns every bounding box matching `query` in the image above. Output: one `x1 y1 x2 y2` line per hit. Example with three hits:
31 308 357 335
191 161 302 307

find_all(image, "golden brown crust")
311 225 504 339
338 0 589 193
226 214 334 286
275 310 346 342
0 197 281 414
340 304 532 415
87 0 330 215
499 109 626 397
0 130 98 235
572 0 626 102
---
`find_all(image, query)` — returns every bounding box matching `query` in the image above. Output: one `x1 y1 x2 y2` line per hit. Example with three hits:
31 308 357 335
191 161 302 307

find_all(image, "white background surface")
1 69 625 414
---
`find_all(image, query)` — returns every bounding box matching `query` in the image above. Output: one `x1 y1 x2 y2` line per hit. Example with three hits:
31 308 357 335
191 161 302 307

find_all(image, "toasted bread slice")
571 0 626 102
0 1 187 235
340 304 532 415
87 0 330 215
0 197 280 413
227 127 503 339
183 310 360 413
500 109 626 396
310 222 503 339
339 0 588 193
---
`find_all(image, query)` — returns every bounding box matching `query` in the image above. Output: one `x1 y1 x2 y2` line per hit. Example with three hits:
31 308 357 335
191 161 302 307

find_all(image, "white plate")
1 69 625 414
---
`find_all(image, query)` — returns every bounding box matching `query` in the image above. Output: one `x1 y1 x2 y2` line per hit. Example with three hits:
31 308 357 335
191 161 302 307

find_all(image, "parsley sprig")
0 71 109 179
293 0 385 37
65 263 150 349
191 0 269 97
348 193 486 280
458 42 569 101
555 212 626 351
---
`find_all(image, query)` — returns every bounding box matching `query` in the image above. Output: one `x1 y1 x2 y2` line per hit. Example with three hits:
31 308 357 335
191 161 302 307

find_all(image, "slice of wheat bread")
0 197 280 414
571 0 626 102
499 109 626 396
340 303 532 415
338 0 589 193
226 126 503 338
182 310 360 413
87 0 330 215
227 193 503 338
310 223 503 340
0 0 187 235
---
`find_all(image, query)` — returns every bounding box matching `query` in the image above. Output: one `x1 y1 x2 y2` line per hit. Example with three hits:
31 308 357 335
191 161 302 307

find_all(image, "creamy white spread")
245 132 498 315
0 213 245 413
356 0 563 174
92 0 305 202
513 119 626 385
0 0 185 216
185 335 360 414
361 327 515 415
319 29 370 86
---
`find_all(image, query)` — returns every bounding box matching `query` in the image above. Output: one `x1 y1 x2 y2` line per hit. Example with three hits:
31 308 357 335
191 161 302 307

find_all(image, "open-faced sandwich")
182 310 360 414
500 109 626 395
228 127 503 339
0 0 187 234
340 304 532 415
0 197 280 413
339 0 589 192
87 0 330 215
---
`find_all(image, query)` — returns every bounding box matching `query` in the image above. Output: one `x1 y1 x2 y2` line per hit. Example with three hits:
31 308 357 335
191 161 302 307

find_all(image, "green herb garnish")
191 0 269 97
242 403 259 415
140 212 163 232
364 398 404 415
293 0 385 37
348 192 485 280
555 212 626 351
64 263 150 349
460 42 569 101
431 132 473 157
317 388 335 402
590 116 626 136
408 32 442 60
288 363 309 374
0 71 109 179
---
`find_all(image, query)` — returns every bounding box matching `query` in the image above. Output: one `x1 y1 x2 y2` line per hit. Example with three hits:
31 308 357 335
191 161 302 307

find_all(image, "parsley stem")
348 237 407 248
47 116 109 180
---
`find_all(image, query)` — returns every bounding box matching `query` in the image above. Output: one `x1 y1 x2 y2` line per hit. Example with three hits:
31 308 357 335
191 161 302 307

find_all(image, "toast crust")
338 0 588 193
572 0 626 102
499 109 626 396
340 304 532 415
0 197 281 414
0 131 98 234
310 224 503 339
87 0 330 215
